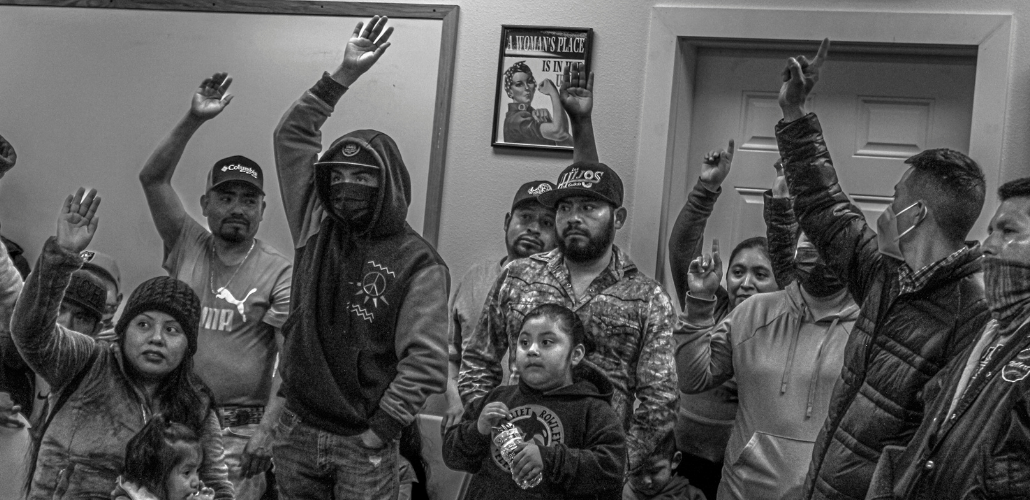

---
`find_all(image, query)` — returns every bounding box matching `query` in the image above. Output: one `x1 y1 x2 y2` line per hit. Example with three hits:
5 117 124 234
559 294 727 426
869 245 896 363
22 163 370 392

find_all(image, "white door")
663 42 977 290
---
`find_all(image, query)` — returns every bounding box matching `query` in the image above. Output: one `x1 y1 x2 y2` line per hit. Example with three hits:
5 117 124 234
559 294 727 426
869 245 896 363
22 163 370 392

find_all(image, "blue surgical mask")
875 201 923 261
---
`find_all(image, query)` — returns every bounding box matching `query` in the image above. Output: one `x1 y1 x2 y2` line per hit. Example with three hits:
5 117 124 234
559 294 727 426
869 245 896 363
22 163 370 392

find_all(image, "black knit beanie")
115 277 201 355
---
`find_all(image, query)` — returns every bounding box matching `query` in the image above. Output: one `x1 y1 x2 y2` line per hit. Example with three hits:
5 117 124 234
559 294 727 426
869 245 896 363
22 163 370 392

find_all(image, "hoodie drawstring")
806 316 841 419
780 315 801 395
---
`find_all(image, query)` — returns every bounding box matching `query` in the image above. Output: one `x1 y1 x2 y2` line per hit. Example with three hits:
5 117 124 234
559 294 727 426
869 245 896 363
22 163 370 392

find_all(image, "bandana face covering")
794 246 845 297
331 182 377 228
876 201 922 261
983 257 1030 327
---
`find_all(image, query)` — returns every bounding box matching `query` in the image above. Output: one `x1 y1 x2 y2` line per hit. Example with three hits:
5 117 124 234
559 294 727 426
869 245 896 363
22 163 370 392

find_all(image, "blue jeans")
222 423 268 500
272 408 399 500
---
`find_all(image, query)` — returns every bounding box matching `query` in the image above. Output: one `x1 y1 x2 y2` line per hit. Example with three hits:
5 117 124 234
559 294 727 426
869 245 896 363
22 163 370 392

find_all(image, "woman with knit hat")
10 187 232 499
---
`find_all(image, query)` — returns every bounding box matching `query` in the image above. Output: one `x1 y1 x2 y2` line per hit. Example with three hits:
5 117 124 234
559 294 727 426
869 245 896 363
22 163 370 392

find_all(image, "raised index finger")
810 38 830 69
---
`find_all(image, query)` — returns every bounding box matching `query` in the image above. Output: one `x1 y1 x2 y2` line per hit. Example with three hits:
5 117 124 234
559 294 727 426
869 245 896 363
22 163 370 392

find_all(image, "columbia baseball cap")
537 162 623 208
79 250 121 295
207 155 264 195
511 180 556 211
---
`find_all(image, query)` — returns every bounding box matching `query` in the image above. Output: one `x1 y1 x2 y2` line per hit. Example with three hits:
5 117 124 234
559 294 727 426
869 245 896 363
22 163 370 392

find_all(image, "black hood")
315 129 411 238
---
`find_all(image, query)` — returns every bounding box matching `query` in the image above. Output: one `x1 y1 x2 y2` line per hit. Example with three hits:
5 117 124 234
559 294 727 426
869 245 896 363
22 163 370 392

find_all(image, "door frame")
630 7 1013 282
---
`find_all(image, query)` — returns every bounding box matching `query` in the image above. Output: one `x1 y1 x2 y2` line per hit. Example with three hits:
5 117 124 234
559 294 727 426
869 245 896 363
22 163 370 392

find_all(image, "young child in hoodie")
624 431 707 500
111 415 214 500
444 303 625 500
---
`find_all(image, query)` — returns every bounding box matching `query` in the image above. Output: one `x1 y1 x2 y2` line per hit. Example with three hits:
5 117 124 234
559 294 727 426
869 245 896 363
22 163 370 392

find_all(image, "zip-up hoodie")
677 282 859 500
273 74 450 440
444 363 626 500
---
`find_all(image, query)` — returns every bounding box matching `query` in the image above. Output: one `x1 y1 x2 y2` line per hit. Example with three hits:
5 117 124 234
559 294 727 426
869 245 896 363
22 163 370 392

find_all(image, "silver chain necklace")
208 239 255 295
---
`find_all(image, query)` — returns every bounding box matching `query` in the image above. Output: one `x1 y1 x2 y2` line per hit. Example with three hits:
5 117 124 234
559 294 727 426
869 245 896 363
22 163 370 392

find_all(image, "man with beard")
459 63 677 474
865 177 1030 499
441 180 557 430
139 72 293 498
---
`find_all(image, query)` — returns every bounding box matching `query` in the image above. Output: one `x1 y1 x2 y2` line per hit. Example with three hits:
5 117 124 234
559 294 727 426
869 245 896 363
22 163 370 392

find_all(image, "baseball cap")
511 180 556 211
64 270 106 323
316 140 381 172
537 162 623 208
207 155 264 195
79 250 121 295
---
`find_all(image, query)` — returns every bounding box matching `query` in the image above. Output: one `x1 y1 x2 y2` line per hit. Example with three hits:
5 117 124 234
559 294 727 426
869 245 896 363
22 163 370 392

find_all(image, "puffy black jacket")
868 318 1030 499
775 113 990 500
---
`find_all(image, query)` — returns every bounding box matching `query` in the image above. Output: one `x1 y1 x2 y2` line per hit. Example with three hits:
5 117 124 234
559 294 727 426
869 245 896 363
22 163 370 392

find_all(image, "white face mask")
876 201 923 261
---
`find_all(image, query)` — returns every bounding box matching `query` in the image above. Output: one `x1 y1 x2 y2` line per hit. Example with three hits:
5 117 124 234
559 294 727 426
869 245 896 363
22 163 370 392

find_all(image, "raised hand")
559 63 593 120
333 15 394 87
0 134 16 178
771 159 790 198
190 73 234 121
687 239 723 300
698 139 735 190
56 187 100 254
779 38 829 115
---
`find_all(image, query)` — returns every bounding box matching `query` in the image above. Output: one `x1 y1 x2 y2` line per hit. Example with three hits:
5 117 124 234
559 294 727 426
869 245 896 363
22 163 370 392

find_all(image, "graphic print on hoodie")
444 363 627 500
274 80 450 442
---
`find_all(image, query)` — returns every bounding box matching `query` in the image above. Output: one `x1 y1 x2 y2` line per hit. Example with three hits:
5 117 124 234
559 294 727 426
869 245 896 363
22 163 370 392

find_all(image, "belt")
218 405 265 427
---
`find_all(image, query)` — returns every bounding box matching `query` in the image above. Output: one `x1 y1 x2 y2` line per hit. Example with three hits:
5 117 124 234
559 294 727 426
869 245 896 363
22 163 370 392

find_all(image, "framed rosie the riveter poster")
492 26 593 151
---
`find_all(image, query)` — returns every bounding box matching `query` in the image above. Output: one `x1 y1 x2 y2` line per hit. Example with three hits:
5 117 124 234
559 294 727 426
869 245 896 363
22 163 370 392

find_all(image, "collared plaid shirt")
457 246 678 473
898 246 973 295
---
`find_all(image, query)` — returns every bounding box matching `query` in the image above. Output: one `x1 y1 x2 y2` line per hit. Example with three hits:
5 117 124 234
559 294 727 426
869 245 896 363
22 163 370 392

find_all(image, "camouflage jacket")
457 246 677 472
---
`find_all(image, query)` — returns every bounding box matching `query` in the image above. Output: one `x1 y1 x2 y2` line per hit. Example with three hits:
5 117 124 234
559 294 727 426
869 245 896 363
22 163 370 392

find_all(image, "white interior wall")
6 0 1030 289
352 0 1030 285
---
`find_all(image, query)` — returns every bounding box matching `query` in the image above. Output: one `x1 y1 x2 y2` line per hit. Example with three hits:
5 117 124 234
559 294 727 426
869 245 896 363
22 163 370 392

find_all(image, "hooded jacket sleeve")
775 113 885 302
764 190 799 289
199 408 234 500
0 238 25 372
626 287 679 473
442 393 494 474
369 264 450 440
675 303 736 395
10 237 97 389
273 74 344 248
542 397 627 495
457 269 510 406
668 180 721 308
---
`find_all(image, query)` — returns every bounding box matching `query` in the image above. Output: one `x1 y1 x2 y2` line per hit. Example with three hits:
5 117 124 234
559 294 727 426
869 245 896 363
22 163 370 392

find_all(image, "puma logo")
215 287 257 316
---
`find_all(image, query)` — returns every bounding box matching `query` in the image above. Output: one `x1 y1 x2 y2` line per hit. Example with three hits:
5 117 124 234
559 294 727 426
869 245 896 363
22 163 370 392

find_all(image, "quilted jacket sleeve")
763 190 798 289
775 113 886 303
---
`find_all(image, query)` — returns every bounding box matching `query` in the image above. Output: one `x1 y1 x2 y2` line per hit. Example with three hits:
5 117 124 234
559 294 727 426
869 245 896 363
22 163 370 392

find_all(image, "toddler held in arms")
112 415 215 500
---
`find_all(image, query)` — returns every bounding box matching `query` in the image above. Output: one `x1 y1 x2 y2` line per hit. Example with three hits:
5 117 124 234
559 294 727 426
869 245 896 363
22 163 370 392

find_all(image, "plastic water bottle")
188 482 215 500
492 422 543 489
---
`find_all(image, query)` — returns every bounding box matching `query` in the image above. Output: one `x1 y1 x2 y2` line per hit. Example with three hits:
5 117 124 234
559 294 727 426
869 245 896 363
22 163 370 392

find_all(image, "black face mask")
794 247 845 297
330 182 377 228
